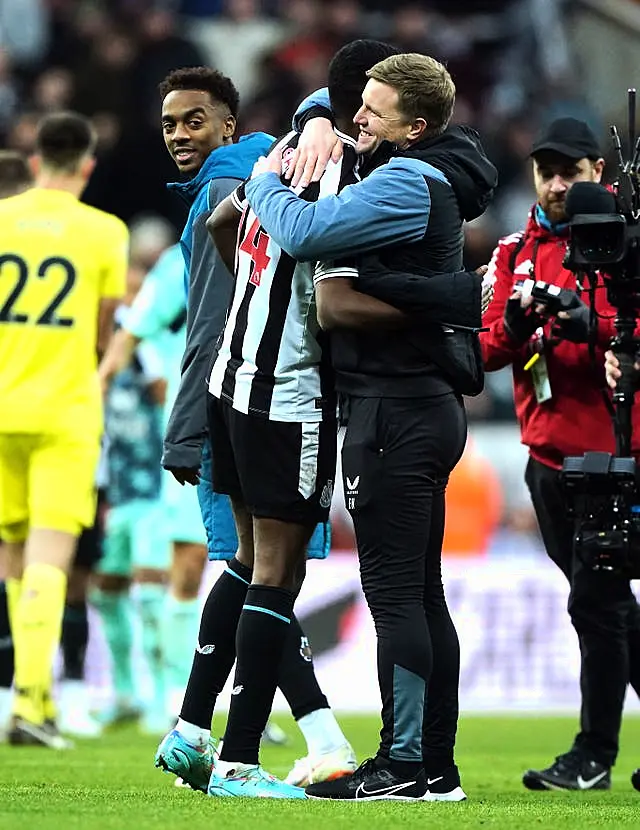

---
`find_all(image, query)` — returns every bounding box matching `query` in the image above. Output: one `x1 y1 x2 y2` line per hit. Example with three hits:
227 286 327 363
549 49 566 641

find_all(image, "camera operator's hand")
504 291 543 344
553 295 591 343
606 350 621 389
605 350 640 389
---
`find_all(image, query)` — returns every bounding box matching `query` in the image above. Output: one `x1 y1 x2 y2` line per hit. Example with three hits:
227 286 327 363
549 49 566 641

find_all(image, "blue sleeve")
181 187 210 294
244 158 434 262
292 87 331 131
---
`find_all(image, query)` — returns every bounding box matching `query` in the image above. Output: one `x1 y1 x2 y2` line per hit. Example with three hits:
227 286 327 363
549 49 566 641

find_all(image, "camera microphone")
565 181 617 219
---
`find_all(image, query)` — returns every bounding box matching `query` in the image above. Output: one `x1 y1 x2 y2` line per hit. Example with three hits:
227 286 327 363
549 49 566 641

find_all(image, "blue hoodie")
163 132 273 471
163 133 274 560
167 132 274 295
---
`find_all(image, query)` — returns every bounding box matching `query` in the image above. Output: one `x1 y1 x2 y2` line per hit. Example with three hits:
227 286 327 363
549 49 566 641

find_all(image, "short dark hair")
158 66 240 118
0 151 32 198
36 111 96 173
328 39 400 123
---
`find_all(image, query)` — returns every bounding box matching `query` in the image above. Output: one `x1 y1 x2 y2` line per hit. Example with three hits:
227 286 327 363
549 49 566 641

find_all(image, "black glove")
552 296 592 343
503 296 542 344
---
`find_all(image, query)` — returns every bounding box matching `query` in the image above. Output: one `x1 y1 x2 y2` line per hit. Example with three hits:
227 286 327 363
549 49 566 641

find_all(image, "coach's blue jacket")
249 89 497 398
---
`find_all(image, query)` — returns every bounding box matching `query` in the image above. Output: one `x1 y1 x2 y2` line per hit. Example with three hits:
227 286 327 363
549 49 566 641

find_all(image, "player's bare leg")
92 572 139 726
162 541 207 718
134 566 170 733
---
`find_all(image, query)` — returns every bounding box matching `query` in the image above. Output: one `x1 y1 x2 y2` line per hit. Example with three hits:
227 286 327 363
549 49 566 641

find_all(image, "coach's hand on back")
285 116 343 190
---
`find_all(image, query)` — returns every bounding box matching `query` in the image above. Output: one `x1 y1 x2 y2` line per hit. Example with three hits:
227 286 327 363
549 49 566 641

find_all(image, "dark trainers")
631 768 640 791
306 757 426 801
8 716 73 750
422 765 467 801
523 749 610 791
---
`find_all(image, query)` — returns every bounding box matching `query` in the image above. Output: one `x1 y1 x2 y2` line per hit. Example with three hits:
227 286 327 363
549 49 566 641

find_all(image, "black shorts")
73 488 106 569
209 396 337 525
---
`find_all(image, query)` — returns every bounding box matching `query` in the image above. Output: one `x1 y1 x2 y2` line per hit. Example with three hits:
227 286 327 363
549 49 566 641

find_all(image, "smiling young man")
99 65 267 737
96 66 354 791
100 67 269 738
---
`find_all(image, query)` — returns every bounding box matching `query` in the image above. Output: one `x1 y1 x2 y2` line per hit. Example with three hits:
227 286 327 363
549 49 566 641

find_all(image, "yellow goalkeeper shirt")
0 188 127 434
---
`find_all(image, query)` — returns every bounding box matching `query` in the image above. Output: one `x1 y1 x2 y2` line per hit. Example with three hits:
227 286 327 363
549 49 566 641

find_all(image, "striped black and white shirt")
208 129 358 423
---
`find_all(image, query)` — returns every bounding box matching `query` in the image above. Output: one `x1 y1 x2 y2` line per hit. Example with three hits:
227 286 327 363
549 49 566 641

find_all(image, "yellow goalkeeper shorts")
0 430 100 542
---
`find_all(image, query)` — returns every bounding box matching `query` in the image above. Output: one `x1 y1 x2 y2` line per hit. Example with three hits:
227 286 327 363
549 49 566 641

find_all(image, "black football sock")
179 556 251 729
61 600 89 681
278 614 329 720
0 582 13 688
219 584 295 764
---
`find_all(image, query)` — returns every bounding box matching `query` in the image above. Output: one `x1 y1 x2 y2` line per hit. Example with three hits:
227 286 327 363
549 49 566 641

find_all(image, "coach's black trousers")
342 393 467 771
525 456 640 766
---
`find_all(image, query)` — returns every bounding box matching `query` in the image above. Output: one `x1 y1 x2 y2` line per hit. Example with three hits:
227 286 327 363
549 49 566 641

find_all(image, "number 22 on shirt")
0 253 77 327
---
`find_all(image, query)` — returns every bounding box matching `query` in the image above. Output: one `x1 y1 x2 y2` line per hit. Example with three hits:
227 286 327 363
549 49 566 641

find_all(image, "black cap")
530 117 602 160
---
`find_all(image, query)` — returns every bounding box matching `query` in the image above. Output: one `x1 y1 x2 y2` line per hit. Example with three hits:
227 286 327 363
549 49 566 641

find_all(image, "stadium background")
3 0 640 715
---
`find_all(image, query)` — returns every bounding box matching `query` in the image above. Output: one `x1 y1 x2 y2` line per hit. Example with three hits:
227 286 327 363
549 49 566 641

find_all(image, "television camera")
559 89 640 579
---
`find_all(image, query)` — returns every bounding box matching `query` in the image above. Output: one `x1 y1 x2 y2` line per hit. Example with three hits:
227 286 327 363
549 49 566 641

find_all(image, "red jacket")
480 206 640 469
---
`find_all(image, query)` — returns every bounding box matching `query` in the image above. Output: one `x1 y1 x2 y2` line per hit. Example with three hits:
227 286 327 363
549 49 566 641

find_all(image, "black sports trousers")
341 392 467 771
525 455 640 766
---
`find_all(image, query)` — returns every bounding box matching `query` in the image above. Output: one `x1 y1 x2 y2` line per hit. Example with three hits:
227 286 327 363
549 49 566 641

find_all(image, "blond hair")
366 53 455 137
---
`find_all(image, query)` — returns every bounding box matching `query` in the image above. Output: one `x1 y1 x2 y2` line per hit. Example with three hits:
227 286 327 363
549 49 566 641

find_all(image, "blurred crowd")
0 0 604 424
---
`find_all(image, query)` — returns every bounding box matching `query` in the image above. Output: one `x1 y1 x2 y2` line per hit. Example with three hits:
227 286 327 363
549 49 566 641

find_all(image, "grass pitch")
1 714 639 829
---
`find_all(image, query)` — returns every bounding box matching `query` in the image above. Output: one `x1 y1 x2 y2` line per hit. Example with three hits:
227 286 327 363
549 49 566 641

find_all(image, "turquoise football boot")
155 729 217 792
207 764 306 799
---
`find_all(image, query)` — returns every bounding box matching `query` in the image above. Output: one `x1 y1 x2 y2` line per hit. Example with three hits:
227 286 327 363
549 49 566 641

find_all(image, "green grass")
1 715 639 829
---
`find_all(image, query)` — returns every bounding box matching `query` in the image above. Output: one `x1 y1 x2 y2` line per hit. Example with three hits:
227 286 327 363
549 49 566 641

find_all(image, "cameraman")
481 117 640 791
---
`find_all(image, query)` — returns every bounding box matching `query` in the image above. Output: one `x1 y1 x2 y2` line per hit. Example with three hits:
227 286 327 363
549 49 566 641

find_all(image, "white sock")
60 680 93 717
167 688 186 721
297 708 349 756
0 686 13 725
176 717 210 749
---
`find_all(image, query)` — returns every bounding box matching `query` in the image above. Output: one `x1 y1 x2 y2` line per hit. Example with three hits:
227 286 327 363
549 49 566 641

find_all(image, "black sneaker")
306 757 426 801
8 716 73 750
423 765 467 801
631 768 640 791
523 749 610 791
